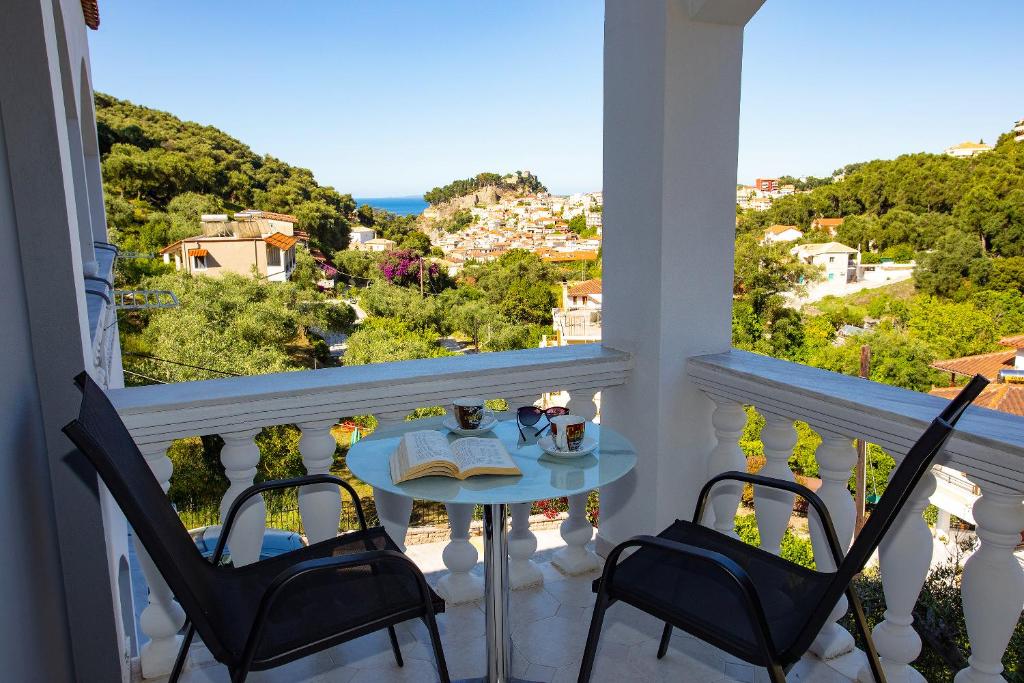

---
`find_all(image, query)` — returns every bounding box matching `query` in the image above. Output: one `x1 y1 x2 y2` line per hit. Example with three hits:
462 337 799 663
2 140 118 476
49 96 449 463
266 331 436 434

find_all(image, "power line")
124 352 243 377
122 368 168 384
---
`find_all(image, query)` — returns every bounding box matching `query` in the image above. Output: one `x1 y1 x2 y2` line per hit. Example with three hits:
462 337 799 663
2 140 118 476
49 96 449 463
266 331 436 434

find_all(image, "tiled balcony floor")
139 529 864 682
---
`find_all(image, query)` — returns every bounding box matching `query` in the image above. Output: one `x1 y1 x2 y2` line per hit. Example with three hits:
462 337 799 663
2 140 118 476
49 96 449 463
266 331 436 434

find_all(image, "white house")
1015 118 1024 143
763 224 803 243
790 241 860 288
349 225 376 245
361 237 397 252
944 140 993 157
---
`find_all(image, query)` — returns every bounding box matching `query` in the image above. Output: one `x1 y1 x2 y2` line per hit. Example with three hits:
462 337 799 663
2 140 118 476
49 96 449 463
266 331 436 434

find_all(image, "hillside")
423 170 546 209
96 93 355 256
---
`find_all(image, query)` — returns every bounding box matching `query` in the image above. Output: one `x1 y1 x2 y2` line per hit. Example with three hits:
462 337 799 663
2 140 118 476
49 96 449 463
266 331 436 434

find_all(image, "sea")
355 196 428 216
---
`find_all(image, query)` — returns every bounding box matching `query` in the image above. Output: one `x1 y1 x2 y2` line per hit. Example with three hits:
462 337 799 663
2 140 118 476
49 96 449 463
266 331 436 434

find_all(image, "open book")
390 430 521 484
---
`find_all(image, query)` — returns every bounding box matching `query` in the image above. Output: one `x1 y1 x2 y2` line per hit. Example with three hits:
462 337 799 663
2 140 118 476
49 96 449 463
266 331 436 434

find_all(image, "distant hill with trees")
96 93 356 256
423 170 546 206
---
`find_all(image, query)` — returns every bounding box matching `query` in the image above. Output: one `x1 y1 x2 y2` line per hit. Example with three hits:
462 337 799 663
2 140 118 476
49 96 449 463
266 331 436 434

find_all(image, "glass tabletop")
346 416 637 505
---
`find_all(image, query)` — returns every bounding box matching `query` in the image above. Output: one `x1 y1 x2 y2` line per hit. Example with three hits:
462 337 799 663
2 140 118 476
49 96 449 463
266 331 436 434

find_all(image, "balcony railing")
688 349 1024 682
108 343 631 678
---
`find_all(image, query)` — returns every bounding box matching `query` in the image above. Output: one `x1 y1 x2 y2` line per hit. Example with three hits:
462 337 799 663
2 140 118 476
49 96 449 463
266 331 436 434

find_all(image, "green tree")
343 318 451 365
914 229 988 298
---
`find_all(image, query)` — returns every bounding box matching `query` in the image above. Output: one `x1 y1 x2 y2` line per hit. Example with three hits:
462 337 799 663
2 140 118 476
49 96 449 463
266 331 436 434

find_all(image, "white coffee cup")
550 414 587 451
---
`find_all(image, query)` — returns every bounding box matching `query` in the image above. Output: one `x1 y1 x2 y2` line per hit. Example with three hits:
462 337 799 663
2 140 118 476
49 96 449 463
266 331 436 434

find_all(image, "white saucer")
538 434 598 458
441 414 498 436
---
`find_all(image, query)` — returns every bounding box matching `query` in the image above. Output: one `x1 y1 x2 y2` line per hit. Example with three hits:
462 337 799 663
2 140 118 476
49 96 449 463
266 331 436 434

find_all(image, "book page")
402 430 456 468
450 437 519 474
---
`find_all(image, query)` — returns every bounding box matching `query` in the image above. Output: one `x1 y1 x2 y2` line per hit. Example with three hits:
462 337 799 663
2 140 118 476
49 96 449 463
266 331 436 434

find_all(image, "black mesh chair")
579 374 989 683
62 372 450 683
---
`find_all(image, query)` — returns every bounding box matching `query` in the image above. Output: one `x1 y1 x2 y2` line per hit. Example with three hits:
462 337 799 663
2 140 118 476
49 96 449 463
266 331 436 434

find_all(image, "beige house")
161 214 299 282
360 237 397 252
944 140 993 157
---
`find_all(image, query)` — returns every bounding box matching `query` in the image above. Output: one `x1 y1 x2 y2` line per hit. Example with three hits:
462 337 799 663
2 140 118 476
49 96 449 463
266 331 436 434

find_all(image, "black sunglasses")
517 406 570 438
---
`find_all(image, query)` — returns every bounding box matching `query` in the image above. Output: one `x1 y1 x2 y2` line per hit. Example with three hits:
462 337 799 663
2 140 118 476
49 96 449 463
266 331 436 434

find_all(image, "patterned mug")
550 415 587 451
452 397 487 430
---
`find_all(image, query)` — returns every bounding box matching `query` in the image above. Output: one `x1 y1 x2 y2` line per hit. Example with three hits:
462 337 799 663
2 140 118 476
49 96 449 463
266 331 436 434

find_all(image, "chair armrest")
601 535 778 656
694 471 845 568
213 474 368 565
238 549 432 671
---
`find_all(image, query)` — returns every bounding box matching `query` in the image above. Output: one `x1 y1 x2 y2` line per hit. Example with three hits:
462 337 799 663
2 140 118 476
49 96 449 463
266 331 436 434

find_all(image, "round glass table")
346 417 637 683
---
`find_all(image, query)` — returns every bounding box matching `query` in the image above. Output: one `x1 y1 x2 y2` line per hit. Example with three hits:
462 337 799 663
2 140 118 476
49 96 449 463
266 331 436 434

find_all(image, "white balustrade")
436 502 484 603
703 397 747 537
372 413 415 551
867 468 937 682
219 429 265 567
297 420 341 543
954 486 1024 683
506 394 544 589
135 441 185 679
755 413 797 555
807 430 857 660
553 389 601 574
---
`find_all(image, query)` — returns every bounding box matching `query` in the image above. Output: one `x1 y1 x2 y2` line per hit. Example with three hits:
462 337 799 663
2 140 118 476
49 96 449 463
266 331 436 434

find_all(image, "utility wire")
122 368 168 384
124 352 243 377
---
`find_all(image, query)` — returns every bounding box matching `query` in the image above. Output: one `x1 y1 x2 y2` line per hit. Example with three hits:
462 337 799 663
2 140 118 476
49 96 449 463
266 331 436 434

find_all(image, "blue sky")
88 1 1023 197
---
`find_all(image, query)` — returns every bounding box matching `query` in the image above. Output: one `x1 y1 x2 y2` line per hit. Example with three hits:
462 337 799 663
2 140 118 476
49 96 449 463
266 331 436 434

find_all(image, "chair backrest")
62 372 230 658
792 374 988 658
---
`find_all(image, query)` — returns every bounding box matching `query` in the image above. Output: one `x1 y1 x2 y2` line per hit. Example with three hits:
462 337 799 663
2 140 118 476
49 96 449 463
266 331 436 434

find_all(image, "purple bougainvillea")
380 249 442 289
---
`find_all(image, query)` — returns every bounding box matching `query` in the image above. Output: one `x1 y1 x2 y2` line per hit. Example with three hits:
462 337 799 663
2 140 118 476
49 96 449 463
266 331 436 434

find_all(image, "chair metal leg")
577 585 611 683
387 624 404 667
657 622 672 659
422 613 450 683
766 661 787 683
846 585 887 683
168 621 196 683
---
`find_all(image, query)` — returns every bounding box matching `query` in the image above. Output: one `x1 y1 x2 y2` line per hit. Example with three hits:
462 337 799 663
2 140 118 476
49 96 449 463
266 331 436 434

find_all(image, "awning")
187 248 209 257
265 232 298 250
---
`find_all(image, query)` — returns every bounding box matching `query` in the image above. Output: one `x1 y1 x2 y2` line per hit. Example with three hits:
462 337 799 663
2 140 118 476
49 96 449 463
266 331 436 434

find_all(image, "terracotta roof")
568 279 602 297
812 218 844 227
766 224 801 235
81 0 99 29
160 239 183 255
998 334 1024 349
931 350 1016 380
187 248 208 257
241 210 299 223
930 384 1024 417
542 251 598 263
264 232 298 250
947 141 993 151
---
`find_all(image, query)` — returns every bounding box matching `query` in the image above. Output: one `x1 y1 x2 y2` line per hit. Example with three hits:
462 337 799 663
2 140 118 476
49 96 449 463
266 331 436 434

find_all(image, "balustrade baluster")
372 413 413 551
807 430 857 660
297 419 341 543
437 502 484 603
552 389 601 574
506 395 544 589
954 486 1024 683
703 397 747 537
866 467 936 682
219 429 265 567
135 440 185 679
755 413 797 555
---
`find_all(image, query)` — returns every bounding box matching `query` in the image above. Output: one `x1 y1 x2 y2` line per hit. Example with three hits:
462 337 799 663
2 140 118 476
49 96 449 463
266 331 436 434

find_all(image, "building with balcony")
2 2 1022 683
160 214 299 282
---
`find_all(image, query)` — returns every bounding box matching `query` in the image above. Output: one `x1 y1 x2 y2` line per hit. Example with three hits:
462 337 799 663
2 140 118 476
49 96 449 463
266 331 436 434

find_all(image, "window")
193 255 207 270
829 256 835 263
267 245 281 267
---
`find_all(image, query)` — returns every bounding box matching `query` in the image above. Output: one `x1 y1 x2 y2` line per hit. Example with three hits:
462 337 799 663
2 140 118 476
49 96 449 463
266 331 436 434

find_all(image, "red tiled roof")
542 251 598 263
999 334 1024 349
160 239 183 255
812 218 844 227
81 0 99 29
931 350 1016 381
265 232 298 250
766 224 800 235
568 279 602 297
930 384 1024 417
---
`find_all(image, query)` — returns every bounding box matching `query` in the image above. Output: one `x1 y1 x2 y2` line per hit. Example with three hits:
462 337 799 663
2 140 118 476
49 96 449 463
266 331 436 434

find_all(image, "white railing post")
135 441 185 679
219 429 265 567
297 419 340 544
807 430 857 660
371 414 413 551
509 503 543 589
506 393 543 588
703 397 747 537
954 486 1024 683
869 468 937 682
553 389 601 574
755 413 797 555
437 502 484 603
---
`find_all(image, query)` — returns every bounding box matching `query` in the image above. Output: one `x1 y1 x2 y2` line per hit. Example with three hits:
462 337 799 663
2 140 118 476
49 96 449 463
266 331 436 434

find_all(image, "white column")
755 413 797 555
297 420 340 544
436 503 484 603
371 414 413 550
807 431 857 660
868 469 937 683
597 0 763 553
553 389 601 574
135 441 185 679
954 487 1024 683
703 397 747 538
219 429 265 567
509 503 543 589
